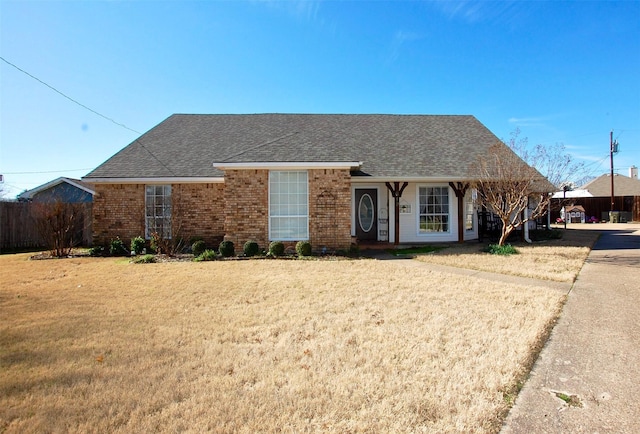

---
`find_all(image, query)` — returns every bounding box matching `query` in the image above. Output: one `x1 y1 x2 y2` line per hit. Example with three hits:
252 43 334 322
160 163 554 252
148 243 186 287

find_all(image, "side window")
145 185 171 239
465 191 475 232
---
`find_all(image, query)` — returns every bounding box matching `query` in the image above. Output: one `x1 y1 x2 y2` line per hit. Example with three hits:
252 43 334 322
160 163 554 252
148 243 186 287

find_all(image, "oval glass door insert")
358 194 374 232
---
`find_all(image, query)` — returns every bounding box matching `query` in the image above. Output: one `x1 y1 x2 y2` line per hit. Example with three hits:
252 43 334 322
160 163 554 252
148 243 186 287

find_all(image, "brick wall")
223 170 270 248
173 183 225 246
309 169 352 250
93 183 225 247
93 184 145 246
222 168 353 252
94 170 353 252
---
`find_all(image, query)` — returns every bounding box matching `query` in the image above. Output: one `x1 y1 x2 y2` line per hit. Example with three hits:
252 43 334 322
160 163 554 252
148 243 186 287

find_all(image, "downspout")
524 198 532 243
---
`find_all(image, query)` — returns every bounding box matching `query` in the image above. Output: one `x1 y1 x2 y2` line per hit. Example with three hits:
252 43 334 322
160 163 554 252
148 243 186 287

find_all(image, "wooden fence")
0 201 92 252
551 196 640 223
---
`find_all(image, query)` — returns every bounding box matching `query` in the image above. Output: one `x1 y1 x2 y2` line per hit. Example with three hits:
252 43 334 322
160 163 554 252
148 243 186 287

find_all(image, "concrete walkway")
502 223 640 433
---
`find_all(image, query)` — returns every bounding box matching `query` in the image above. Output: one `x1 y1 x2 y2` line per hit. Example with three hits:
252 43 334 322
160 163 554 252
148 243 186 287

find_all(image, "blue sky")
1 0 638 198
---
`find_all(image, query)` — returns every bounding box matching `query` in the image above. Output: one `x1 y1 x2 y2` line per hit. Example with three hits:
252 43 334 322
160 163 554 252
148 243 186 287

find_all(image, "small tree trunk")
498 222 514 246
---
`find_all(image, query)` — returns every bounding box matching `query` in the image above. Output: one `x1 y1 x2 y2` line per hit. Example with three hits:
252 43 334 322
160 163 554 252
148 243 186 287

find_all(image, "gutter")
524 202 532 243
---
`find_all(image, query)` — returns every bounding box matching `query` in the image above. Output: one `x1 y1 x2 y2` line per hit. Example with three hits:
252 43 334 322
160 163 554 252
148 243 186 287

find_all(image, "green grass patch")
132 254 156 264
387 245 447 256
194 249 218 262
555 392 582 407
487 244 519 255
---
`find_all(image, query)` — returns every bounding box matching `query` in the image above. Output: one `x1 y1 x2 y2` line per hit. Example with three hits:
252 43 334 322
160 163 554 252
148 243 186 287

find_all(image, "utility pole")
610 130 619 212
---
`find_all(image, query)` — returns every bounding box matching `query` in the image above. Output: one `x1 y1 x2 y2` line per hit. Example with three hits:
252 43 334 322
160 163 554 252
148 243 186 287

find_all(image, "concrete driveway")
502 223 640 433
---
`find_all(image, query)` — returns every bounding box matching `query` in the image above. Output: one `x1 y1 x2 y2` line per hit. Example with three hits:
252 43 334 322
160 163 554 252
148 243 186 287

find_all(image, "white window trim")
416 185 452 235
268 171 309 241
145 185 172 239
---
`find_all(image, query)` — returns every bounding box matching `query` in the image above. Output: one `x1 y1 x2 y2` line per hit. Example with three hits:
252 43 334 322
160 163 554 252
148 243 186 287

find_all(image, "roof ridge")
169 113 474 117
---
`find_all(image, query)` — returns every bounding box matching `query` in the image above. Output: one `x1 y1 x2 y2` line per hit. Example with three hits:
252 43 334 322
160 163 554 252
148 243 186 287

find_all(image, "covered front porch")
350 180 479 246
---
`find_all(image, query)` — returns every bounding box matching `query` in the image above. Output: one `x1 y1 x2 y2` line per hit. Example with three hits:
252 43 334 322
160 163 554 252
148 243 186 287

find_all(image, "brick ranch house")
83 114 538 251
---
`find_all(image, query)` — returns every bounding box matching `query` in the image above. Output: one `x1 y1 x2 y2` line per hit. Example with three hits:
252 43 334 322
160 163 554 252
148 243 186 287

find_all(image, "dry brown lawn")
1 252 567 433
414 228 599 282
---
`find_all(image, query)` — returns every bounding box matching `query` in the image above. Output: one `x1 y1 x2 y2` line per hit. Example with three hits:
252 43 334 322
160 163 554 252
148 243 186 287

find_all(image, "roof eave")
351 176 477 183
82 177 225 184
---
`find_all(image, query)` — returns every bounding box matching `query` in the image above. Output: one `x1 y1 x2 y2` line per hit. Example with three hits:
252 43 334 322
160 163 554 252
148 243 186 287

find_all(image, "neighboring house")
563 173 640 222
4 177 95 249
17 177 95 203
83 114 547 250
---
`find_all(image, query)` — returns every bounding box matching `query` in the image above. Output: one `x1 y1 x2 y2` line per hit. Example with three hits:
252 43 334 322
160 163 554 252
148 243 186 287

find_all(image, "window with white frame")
418 186 450 233
269 171 308 240
145 185 172 239
465 192 475 231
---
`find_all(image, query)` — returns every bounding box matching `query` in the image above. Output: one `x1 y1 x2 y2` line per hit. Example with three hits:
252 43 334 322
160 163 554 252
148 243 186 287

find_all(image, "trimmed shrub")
131 236 146 255
219 240 235 257
88 245 105 257
268 241 285 257
189 236 204 245
109 237 129 256
132 254 156 264
295 241 312 257
243 240 260 257
194 249 218 262
192 240 207 257
487 244 518 255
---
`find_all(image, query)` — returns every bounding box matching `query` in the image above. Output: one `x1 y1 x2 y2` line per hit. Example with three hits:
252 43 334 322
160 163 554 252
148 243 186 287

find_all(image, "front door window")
358 194 374 233
355 189 378 241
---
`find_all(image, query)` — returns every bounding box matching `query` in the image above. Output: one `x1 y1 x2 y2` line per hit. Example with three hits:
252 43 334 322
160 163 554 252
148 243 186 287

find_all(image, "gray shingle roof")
581 174 640 197
84 114 507 180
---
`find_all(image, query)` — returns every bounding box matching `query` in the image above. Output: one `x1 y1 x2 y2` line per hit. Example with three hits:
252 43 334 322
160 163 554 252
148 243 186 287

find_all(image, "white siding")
352 182 479 244
391 183 479 243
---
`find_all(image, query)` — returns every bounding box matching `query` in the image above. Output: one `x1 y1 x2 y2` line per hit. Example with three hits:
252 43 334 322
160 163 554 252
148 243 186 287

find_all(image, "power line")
0 58 180 179
0 56 141 135
1 58 176 177
132 139 176 176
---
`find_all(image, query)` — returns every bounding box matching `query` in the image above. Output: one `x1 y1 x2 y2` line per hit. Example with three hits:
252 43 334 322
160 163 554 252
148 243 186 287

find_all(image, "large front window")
269 171 308 240
145 185 171 239
419 186 449 233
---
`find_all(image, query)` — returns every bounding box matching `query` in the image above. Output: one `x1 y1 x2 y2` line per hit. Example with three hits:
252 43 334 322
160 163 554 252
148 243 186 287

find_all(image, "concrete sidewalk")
502 224 640 433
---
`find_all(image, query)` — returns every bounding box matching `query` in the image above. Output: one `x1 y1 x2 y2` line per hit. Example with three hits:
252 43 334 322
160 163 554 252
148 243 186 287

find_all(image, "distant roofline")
18 177 96 199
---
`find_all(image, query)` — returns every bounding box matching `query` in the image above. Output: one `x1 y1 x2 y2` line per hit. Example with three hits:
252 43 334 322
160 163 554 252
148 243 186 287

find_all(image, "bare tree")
471 131 581 246
33 200 85 257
